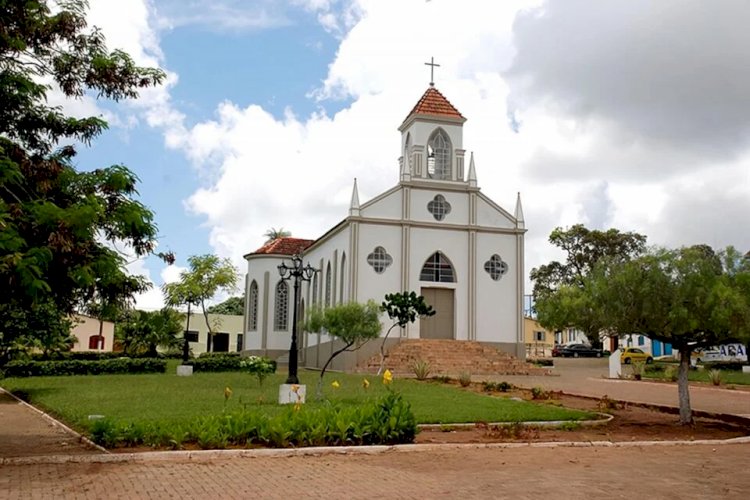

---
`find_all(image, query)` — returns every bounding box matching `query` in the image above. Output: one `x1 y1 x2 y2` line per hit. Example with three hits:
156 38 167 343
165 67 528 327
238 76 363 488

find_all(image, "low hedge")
2 358 166 377
187 353 276 373
703 361 747 372
89 390 417 449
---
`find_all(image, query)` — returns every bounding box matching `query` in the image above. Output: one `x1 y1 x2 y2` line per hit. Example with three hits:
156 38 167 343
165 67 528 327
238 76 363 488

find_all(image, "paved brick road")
2 444 749 499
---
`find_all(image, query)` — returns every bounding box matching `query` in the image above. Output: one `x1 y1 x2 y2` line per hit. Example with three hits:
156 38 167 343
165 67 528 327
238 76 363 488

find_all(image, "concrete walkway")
482 358 750 418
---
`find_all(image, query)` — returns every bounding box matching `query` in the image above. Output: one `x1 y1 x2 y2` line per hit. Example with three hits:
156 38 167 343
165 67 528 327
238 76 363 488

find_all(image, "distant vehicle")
620 347 653 364
692 344 748 364
557 344 603 358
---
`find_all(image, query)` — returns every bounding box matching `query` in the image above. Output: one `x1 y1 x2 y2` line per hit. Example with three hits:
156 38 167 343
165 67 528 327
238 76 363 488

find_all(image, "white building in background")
242 84 527 370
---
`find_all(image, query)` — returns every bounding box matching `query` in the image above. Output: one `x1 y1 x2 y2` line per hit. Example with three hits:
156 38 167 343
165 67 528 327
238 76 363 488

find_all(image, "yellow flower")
291 384 300 393
223 386 233 400
331 380 340 389
383 369 393 385
294 401 302 412
362 378 370 389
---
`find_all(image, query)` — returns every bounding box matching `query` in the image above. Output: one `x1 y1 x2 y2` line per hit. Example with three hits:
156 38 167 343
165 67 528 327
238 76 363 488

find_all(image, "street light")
277 254 317 384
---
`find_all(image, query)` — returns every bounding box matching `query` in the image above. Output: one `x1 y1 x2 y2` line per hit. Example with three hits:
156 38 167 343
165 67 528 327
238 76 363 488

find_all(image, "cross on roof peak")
424 57 440 86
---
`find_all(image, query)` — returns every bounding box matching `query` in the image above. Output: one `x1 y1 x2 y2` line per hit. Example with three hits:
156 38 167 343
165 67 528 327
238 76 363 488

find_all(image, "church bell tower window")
427 129 451 180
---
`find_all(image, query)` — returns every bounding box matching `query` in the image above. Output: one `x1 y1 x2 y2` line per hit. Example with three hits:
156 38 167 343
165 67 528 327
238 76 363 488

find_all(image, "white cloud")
90 0 750 293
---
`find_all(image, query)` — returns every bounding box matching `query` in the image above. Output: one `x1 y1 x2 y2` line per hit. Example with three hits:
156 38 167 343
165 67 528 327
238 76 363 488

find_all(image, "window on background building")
420 251 455 282
534 331 545 341
248 280 258 331
184 330 199 342
274 280 289 331
88 335 102 350
236 334 244 352
638 335 645 346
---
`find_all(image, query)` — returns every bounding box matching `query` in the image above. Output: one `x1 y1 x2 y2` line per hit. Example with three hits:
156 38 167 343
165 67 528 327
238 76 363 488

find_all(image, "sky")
66 0 750 309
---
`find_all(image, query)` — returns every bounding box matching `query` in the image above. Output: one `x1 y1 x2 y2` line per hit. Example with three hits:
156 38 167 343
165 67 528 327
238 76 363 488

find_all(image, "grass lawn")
1 366 593 432
645 364 750 385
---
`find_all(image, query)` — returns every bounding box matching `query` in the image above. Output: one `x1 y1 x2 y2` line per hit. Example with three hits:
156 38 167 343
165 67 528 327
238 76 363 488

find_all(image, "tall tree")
531 225 646 347
263 227 291 243
588 246 749 424
0 0 167 362
162 254 239 353
207 296 245 316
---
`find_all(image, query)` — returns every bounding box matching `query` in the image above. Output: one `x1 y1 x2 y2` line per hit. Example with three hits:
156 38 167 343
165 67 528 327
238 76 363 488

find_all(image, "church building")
242 84 527 369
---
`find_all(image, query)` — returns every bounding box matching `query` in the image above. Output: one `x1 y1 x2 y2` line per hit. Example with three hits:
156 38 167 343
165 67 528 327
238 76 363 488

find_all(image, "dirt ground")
415 386 750 445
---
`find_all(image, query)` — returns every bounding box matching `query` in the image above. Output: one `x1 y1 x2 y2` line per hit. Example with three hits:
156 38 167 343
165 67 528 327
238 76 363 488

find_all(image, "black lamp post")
277 254 317 384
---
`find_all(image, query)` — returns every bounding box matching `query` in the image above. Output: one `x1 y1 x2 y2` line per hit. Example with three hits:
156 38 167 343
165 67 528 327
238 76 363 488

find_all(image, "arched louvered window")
339 252 346 303
419 251 456 283
274 280 289 331
427 129 451 180
312 273 318 306
248 280 258 331
325 261 332 307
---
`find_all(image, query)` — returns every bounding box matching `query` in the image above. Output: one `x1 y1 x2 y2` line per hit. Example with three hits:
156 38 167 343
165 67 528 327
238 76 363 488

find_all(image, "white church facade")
242 85 527 370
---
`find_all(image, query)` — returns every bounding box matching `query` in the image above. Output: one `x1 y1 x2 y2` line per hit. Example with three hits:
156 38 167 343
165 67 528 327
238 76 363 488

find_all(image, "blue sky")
73 0 750 309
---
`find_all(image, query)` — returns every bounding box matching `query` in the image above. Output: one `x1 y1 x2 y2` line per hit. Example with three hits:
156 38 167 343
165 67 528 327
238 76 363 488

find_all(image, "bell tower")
398 83 467 184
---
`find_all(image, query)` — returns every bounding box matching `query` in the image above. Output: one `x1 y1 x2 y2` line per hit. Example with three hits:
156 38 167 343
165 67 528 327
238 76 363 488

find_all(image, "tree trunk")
677 345 693 425
377 324 399 375
201 302 212 353
316 341 354 399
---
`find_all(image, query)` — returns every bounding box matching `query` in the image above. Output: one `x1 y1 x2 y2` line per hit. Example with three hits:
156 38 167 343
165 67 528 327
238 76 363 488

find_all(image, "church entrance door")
420 288 454 339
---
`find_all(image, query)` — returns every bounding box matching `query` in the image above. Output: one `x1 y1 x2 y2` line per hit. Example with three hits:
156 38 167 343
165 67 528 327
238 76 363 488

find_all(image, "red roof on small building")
250 237 314 256
404 86 465 122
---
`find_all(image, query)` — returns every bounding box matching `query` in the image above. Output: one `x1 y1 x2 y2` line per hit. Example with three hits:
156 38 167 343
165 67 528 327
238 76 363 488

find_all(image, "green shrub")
529 359 553 367
530 386 549 400
3 358 166 377
644 363 666 374
664 366 678 382
187 354 248 372
239 356 277 385
88 391 417 449
410 359 432 380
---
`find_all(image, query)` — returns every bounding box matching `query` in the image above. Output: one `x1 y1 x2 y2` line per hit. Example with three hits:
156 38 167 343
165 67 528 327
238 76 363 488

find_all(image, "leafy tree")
587 245 749 424
0 0 167 362
304 301 382 398
116 308 183 357
207 296 245 315
531 224 646 347
263 227 291 243
0 299 75 362
162 255 239 354
377 291 435 374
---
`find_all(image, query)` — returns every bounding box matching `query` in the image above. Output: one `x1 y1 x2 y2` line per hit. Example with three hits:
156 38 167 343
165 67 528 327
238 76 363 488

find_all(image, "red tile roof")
250 237 314 256
404 86 465 122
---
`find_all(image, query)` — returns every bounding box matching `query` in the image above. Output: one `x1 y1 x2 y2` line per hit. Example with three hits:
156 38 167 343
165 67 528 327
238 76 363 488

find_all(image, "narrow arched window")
248 280 258 331
427 129 451 180
339 252 346 303
312 273 318 306
325 261 332 307
274 280 289 331
404 133 412 173
420 251 456 282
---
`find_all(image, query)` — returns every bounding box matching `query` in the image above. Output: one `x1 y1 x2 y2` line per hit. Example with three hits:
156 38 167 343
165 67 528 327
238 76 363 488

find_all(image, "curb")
2 435 749 466
418 412 614 430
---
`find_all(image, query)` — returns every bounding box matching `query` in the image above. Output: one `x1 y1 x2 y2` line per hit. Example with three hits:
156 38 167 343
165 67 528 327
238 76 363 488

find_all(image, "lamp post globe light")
277 254 317 385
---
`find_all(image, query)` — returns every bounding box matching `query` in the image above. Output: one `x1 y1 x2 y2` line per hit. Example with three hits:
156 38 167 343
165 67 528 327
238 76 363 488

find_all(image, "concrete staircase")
358 339 550 376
